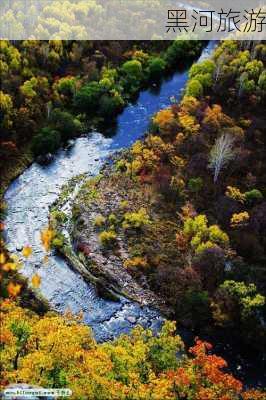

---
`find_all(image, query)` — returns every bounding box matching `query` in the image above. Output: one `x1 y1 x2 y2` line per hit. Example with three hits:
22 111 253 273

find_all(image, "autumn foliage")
1 303 264 399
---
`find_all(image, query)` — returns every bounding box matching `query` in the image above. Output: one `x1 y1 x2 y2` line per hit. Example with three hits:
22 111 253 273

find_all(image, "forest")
0 36 266 400
0 39 204 194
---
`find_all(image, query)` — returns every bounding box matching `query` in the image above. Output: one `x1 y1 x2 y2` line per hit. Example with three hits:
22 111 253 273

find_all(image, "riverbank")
49 162 172 315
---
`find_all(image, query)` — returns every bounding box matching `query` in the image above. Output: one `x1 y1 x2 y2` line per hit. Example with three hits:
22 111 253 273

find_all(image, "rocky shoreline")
49 161 172 317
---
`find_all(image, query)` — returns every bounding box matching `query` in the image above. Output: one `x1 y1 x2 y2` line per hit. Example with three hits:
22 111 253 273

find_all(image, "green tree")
147 57 166 81
185 79 203 98
188 177 203 193
0 91 13 129
164 40 202 67
74 81 104 113
121 59 143 81
258 70 266 92
99 94 124 118
212 281 266 349
245 60 264 80
54 76 77 96
189 59 216 79
31 127 61 156
50 109 83 140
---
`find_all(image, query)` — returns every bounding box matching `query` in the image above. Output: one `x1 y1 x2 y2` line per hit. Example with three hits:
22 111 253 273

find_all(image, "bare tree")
214 54 225 84
208 134 235 184
46 101 52 120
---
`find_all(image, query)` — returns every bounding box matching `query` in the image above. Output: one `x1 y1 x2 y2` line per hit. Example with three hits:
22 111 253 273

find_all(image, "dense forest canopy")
0 38 204 194
1 0 263 41
0 0 187 40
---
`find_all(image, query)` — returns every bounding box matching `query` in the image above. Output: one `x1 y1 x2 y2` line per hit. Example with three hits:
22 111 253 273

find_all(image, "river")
4 42 216 343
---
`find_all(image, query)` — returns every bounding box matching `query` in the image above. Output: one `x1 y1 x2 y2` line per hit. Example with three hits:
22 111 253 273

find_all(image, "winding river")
4 42 216 342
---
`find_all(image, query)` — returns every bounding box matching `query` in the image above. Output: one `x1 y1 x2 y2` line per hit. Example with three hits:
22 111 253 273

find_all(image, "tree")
53 76 77 96
50 109 83 140
31 127 61 156
147 57 166 81
213 281 265 337
1 302 264 399
99 93 124 118
188 177 203 193
258 70 266 92
0 91 13 129
189 59 216 78
245 60 263 80
164 40 203 67
208 134 235 183
121 59 144 93
74 81 104 113
20 77 38 98
185 79 203 98
121 59 143 81
239 72 256 97
188 59 215 89
183 214 229 254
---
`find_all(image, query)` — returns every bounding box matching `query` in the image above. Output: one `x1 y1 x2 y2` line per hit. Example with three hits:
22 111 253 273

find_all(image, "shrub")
188 60 215 90
178 113 200 135
153 108 175 129
31 127 61 156
208 225 229 246
51 210 68 224
115 159 128 172
94 214 106 227
226 186 245 203
213 280 265 331
182 289 211 327
194 246 226 292
52 233 65 249
188 177 203 193
124 257 148 270
133 50 149 65
244 189 263 203
183 215 208 238
108 214 118 225
193 73 213 89
258 70 266 91
99 230 117 247
120 59 144 93
122 208 151 230
194 241 217 254
183 215 229 254
120 200 129 209
230 212 250 227
176 232 188 251
181 96 200 115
